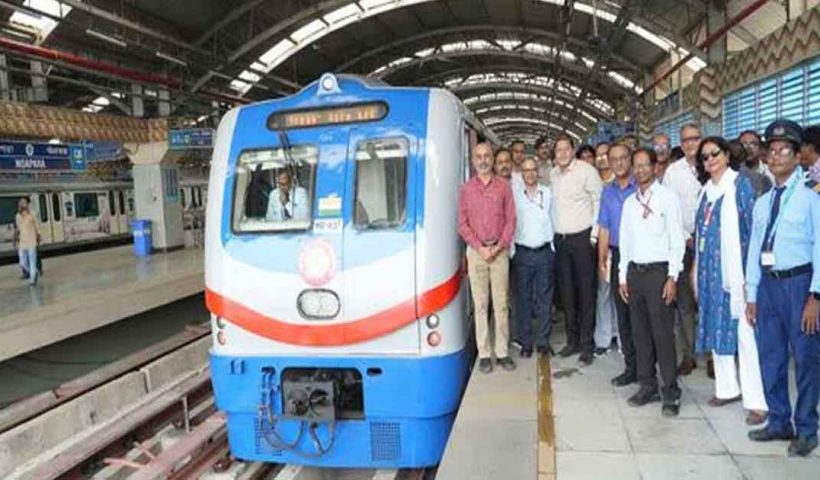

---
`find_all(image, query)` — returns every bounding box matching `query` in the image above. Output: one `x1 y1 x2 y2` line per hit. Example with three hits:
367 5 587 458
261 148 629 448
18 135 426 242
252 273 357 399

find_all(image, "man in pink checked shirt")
458 142 517 374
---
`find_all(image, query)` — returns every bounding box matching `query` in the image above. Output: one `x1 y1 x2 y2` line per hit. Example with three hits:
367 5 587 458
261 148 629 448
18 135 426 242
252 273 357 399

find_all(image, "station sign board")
0 141 86 171
168 128 214 150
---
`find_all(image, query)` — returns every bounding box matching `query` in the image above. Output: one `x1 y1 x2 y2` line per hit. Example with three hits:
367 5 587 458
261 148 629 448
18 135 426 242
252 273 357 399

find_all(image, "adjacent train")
205 74 496 467
0 178 207 259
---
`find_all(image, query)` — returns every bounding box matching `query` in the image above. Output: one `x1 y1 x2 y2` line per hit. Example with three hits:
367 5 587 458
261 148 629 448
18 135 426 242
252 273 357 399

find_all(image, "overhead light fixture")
156 51 187 67
85 28 127 48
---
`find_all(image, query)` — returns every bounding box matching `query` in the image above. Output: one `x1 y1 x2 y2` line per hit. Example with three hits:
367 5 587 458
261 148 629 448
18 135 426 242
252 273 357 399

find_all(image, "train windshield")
354 138 408 229
232 144 317 233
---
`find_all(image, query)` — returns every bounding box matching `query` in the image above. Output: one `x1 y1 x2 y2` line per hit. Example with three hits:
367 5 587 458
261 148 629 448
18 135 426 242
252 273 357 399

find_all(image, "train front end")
205 75 470 468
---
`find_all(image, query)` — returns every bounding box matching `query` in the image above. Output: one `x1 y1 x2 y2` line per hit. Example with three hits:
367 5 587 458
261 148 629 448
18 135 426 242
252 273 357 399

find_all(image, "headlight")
297 289 340 320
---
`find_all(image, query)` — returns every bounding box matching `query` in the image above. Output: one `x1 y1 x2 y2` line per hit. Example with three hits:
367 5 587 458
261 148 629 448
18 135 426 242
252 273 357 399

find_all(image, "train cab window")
232 145 317 233
118 191 125 215
354 138 408 229
38 194 47 222
52 193 61 221
74 193 100 218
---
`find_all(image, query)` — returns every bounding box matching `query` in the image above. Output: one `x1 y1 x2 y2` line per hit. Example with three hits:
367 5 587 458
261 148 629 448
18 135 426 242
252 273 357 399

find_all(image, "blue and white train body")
206 74 496 467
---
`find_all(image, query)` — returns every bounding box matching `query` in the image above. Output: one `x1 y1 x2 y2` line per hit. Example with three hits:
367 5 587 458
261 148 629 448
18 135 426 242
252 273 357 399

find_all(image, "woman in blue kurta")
694 136 767 425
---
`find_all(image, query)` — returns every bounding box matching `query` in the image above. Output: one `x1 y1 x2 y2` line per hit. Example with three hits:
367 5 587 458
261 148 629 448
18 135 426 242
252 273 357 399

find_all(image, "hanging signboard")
0 141 86 171
168 128 214 150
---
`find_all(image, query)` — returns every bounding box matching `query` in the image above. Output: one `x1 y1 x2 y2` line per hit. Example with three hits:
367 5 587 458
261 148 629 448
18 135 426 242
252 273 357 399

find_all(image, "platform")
0 246 204 363
439 321 820 480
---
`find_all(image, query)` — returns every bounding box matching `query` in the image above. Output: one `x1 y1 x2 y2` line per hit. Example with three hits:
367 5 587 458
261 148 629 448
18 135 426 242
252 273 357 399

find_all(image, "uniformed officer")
745 119 820 457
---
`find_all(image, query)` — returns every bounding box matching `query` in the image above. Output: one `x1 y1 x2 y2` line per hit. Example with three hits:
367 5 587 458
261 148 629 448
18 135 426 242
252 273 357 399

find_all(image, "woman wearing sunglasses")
693 136 768 425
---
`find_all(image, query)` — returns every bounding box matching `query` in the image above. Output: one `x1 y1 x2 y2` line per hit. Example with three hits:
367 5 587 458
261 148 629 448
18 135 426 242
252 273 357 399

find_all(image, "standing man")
593 141 618 355
535 136 552 186
594 142 613 184
746 120 820 457
599 143 638 385
662 123 702 376
458 142 517 374
510 140 526 172
652 133 672 181
511 158 556 358
551 133 604 365
801 125 820 184
739 130 774 182
494 147 513 180
14 197 39 286
619 147 685 417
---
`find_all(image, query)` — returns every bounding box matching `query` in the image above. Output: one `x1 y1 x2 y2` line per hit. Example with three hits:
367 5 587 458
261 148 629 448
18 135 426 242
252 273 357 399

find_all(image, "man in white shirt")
619 147 686 417
551 133 604 366
14 197 40 286
266 170 309 223
511 158 556 358
661 123 701 376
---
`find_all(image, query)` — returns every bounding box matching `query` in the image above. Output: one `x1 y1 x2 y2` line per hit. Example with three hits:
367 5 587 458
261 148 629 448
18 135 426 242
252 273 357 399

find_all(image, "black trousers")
627 263 680 404
610 248 635 375
555 228 596 353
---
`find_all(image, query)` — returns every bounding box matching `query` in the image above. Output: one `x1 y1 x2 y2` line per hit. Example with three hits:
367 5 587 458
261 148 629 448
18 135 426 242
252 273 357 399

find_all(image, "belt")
554 228 591 240
765 263 812 280
516 242 551 251
629 261 668 273
480 239 499 247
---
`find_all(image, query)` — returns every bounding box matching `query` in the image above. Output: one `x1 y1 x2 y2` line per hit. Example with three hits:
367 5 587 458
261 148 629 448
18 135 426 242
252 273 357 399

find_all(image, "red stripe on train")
206 269 463 346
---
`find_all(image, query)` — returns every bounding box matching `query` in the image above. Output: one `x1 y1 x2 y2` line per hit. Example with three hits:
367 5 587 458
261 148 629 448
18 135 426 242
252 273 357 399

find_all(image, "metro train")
0 178 208 259
206 74 497 467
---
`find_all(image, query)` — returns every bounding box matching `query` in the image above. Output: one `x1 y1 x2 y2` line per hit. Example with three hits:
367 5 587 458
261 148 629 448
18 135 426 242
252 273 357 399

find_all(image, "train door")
35 193 53 245
48 191 65 243
342 127 419 354
107 191 121 234
117 190 128 233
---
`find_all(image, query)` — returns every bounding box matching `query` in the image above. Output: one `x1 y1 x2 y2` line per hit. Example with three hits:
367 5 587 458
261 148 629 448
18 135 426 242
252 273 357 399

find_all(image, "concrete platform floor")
551 328 820 480
0 245 204 362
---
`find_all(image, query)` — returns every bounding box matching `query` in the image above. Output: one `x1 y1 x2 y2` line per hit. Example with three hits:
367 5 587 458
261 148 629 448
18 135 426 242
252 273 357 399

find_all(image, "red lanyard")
636 190 654 219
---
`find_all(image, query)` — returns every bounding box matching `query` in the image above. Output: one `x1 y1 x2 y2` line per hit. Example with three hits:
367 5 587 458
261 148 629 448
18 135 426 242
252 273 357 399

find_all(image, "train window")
108 191 115 215
180 189 187 209
0 197 20 225
196 187 202 207
232 145 317 233
354 138 408 229
38 194 47 222
52 193 61 221
74 193 100 218
118 191 125 215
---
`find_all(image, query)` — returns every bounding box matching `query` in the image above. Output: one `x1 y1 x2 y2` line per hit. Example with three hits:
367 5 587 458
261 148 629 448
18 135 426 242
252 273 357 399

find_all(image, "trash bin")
131 219 152 257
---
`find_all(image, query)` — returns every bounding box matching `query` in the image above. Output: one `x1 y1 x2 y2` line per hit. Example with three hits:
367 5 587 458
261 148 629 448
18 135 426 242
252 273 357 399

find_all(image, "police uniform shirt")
745 168 820 300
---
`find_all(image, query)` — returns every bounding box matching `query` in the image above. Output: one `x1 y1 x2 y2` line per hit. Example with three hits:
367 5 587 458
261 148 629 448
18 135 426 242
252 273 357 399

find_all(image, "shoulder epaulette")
804 178 820 193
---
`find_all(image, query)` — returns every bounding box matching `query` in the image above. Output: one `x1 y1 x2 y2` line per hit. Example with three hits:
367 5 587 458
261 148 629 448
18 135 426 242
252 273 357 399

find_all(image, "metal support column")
30 61 47 102
131 83 144 117
158 89 171 117
0 55 8 101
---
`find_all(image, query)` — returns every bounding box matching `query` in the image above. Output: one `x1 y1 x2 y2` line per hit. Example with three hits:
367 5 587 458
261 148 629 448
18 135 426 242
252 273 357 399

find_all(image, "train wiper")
278 130 299 167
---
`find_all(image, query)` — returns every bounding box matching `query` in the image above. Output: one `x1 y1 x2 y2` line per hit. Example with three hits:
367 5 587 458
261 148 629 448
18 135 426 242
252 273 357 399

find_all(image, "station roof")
0 0 804 143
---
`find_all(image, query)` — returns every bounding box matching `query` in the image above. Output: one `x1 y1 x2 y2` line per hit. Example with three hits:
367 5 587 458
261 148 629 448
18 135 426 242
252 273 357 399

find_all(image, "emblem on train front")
298 239 336 287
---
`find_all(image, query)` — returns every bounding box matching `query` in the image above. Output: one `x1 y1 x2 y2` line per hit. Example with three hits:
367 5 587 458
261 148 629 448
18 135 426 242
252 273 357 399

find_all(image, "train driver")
265 170 309 223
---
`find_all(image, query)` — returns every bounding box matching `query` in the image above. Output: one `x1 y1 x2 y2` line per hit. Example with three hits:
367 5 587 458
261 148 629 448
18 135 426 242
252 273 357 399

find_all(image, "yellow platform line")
537 353 556 480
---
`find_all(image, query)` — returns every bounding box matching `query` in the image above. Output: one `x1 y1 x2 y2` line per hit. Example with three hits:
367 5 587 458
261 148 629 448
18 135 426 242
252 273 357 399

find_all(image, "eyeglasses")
595 154 608 161
742 142 760 149
768 147 794 159
698 147 722 162
652 144 669 152
682 136 702 144
521 168 538 173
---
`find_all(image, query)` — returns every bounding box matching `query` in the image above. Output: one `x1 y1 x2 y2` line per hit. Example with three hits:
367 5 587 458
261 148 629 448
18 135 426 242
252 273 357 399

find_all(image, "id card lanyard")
764 171 800 252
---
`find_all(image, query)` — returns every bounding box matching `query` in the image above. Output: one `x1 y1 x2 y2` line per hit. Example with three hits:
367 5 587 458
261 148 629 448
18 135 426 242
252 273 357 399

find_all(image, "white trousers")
712 314 768 411
593 276 618 348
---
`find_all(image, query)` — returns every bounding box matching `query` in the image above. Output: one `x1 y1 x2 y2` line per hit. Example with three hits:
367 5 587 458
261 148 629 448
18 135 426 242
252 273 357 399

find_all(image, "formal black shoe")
627 389 661 407
578 352 594 366
611 371 637 387
788 436 819 457
558 344 580 357
677 358 696 376
662 402 680 417
478 358 493 374
748 427 795 442
497 356 516 371
593 347 608 357
520 348 533 358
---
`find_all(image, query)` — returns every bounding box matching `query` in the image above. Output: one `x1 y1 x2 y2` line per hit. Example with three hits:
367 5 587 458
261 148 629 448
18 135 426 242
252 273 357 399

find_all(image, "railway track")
0 326 439 480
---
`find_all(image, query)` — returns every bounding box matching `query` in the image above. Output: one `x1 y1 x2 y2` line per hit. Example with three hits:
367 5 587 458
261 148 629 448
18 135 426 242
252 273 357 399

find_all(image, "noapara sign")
0 141 86 171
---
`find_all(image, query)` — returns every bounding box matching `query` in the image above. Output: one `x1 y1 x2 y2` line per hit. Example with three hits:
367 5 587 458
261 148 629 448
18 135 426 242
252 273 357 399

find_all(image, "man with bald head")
459 143 517 373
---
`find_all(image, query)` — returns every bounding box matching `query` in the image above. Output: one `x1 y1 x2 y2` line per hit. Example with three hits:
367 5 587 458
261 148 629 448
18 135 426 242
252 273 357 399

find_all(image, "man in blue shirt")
598 142 638 386
511 158 556 358
745 119 820 457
